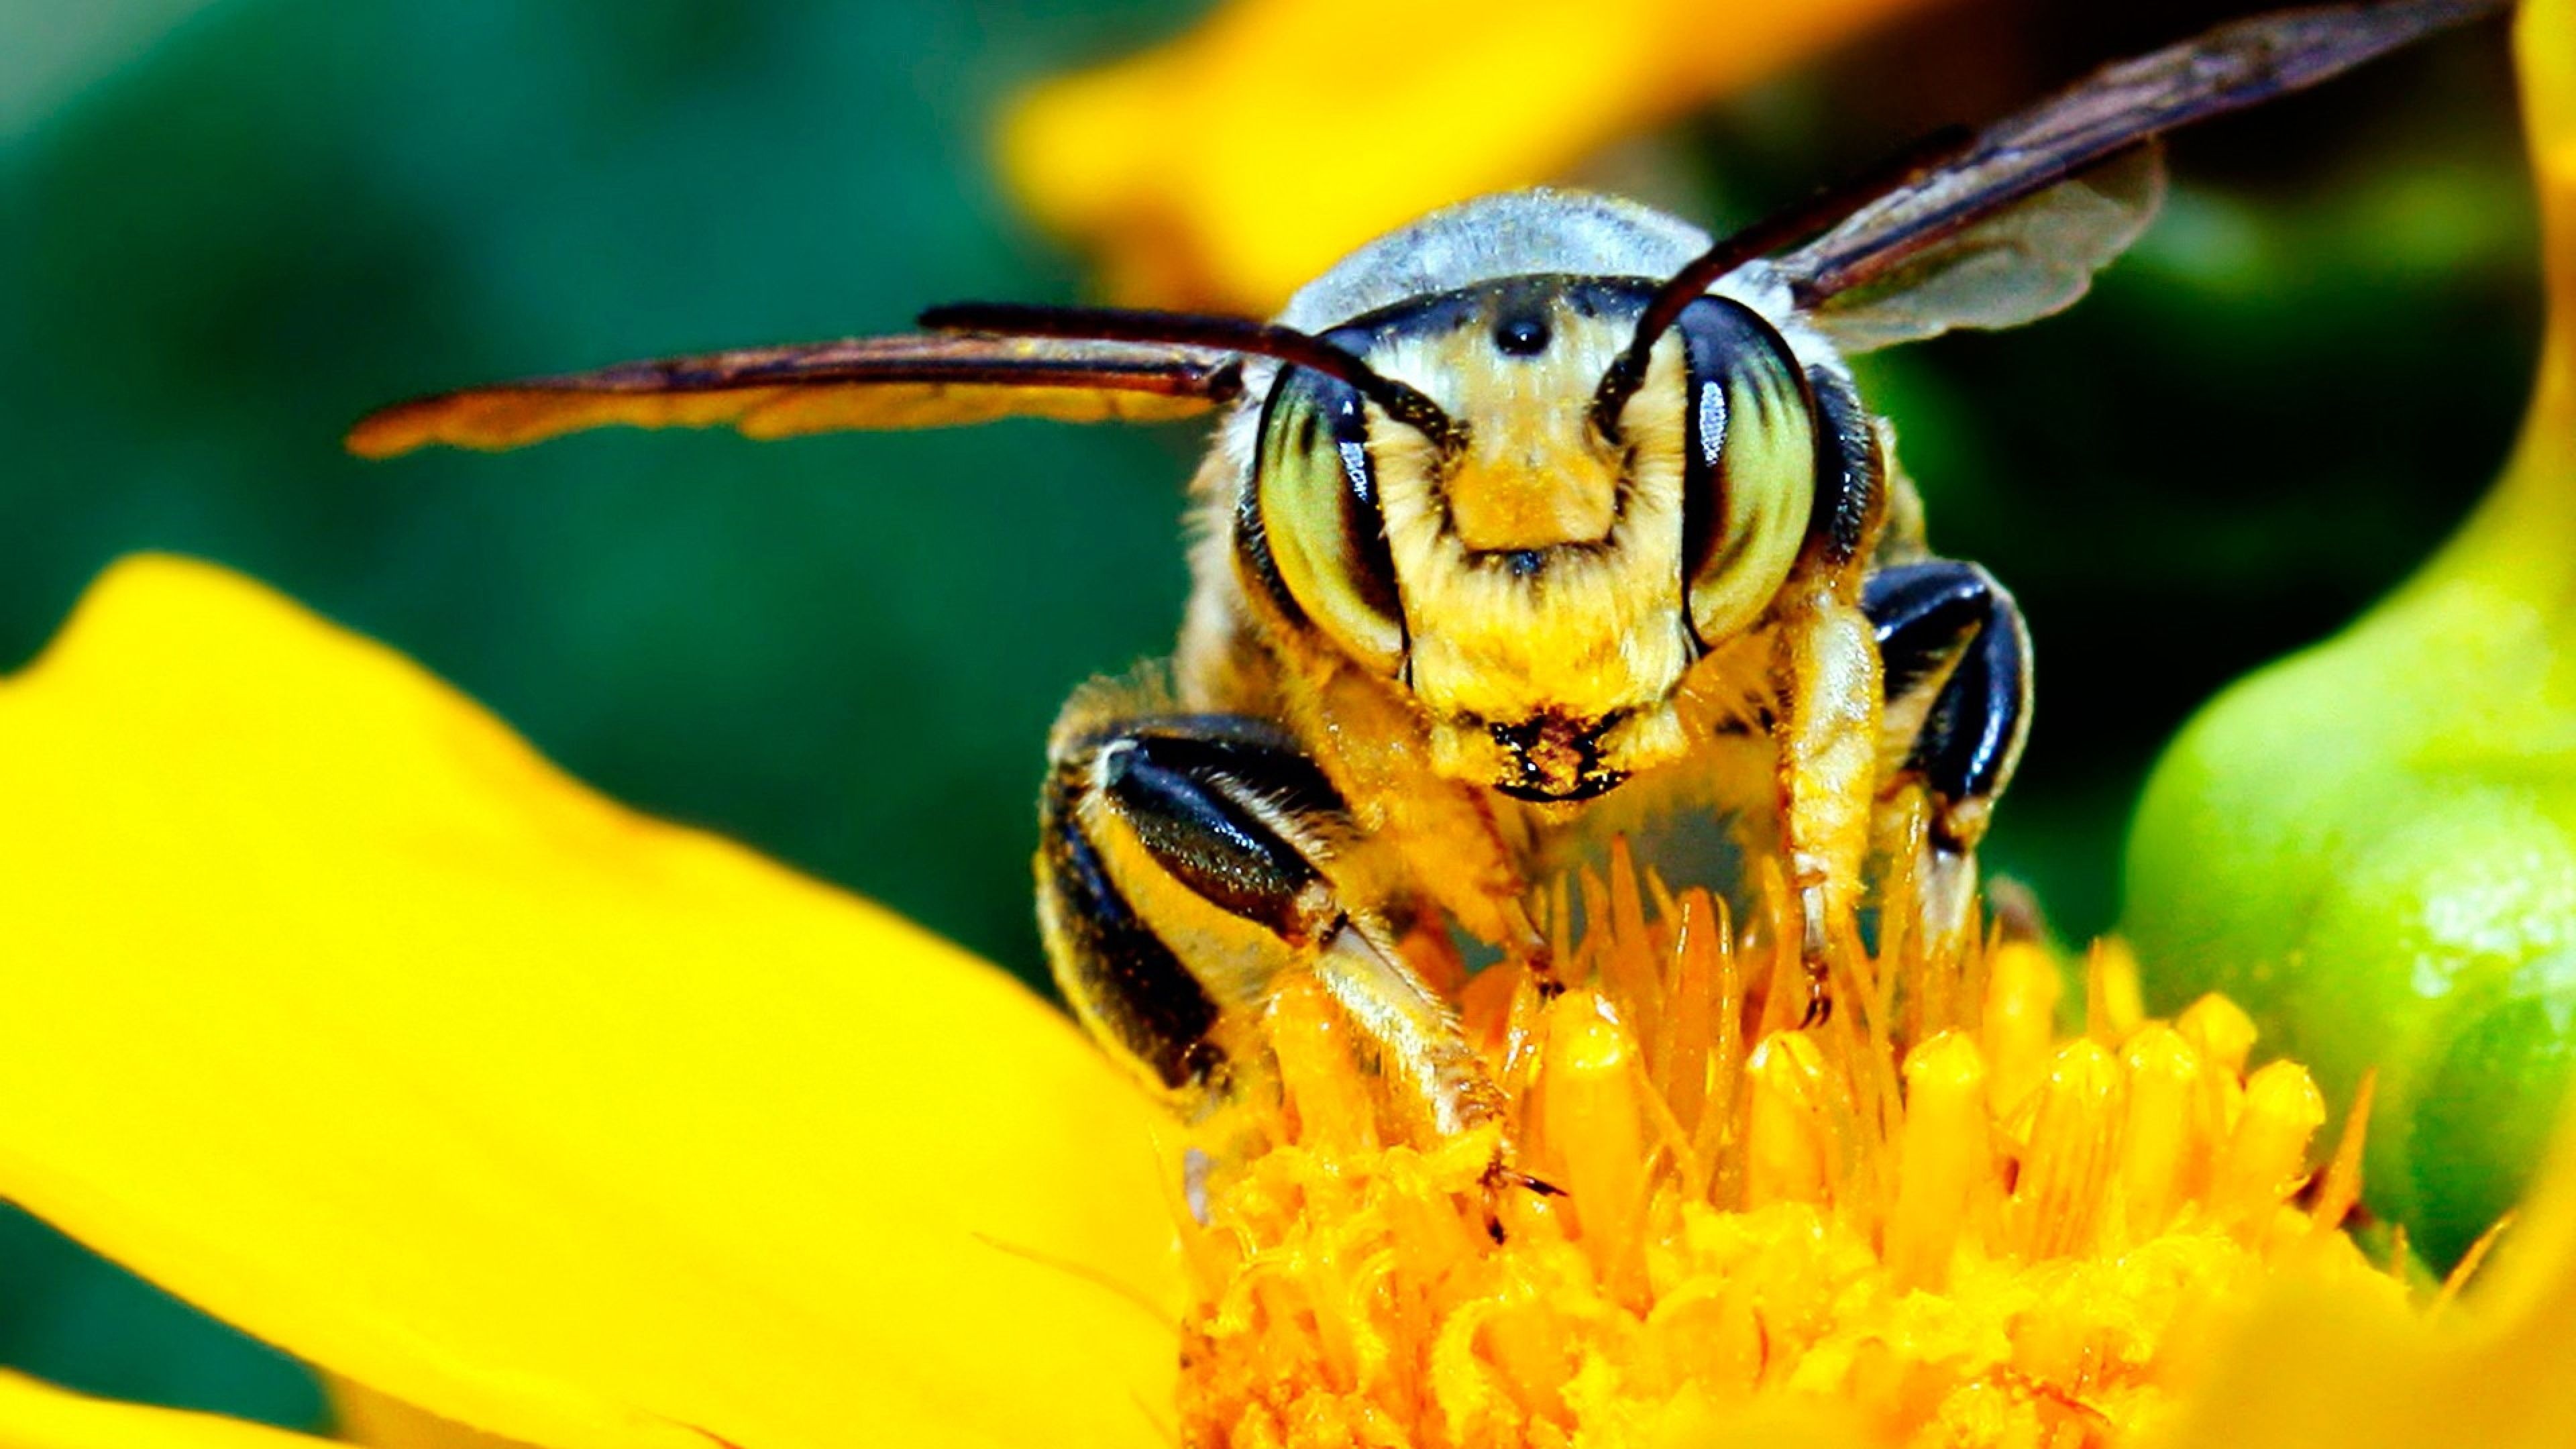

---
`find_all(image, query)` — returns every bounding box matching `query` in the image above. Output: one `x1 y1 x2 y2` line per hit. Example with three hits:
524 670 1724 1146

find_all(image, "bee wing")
1777 0 2503 354
347 333 1243 458
1799 144 2167 356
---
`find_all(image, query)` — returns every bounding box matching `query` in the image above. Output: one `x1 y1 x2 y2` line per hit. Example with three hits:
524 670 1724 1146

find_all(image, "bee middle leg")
1863 559 2033 956
1038 711 1501 1136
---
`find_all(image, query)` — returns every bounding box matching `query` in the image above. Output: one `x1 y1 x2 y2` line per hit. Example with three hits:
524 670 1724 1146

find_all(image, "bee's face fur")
1228 193 1845 804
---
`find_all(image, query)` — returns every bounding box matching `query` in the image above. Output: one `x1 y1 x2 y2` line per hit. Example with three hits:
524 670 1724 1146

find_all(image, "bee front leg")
1762 365 1894 1021
1864 559 2033 959
1772 574 1884 1020
1038 711 1502 1137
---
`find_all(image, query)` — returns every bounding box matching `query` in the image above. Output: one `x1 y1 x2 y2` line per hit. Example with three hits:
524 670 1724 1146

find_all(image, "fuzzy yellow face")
1246 276 1820 802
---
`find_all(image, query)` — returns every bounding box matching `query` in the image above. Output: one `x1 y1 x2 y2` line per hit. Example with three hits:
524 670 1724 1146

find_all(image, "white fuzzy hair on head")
1277 190 1710 333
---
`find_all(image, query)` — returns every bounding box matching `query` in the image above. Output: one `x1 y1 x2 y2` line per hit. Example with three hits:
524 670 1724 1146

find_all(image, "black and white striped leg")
1864 559 2033 953
1038 712 1499 1135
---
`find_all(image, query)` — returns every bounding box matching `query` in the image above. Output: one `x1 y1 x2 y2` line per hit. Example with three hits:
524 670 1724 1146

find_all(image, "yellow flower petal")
0 555 1180 1449
0 1369 335 1449
2151 1104 2576 1449
1001 0 1938 310
331 1376 542 1449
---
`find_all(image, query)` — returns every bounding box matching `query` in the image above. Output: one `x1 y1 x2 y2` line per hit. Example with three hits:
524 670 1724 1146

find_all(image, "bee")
353 1 2504 1138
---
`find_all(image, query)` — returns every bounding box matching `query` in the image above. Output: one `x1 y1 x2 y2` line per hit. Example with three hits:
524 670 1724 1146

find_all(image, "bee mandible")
353 0 2507 1139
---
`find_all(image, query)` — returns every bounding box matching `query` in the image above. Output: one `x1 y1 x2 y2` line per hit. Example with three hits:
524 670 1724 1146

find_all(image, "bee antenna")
920 301 1462 453
1591 124 1974 440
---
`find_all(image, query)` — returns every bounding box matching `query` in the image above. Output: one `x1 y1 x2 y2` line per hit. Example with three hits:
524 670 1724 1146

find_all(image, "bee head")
1240 274 1823 803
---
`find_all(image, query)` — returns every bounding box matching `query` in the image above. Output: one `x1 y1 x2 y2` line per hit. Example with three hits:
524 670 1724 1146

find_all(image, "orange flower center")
1173 838 2397 1448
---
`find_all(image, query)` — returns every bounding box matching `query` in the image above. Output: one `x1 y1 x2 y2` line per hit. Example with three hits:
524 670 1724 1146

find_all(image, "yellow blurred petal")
2153 1101 2576 1449
1002 0 1941 309
0 1371 335 1449
331 1378 535 1449
0 555 1179 1449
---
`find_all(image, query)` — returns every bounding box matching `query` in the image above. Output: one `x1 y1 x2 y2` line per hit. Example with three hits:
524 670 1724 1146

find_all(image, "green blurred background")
0 0 2538 1430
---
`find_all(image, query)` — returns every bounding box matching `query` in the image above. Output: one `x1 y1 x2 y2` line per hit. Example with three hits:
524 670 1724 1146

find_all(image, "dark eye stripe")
1804 364 1882 570
1320 382 1405 624
1671 295 1819 647
1675 297 1784 585
1683 368 1729 583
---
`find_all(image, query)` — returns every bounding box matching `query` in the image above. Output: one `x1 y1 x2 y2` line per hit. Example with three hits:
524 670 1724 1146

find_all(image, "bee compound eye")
1672 297 1819 647
1246 368 1408 674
